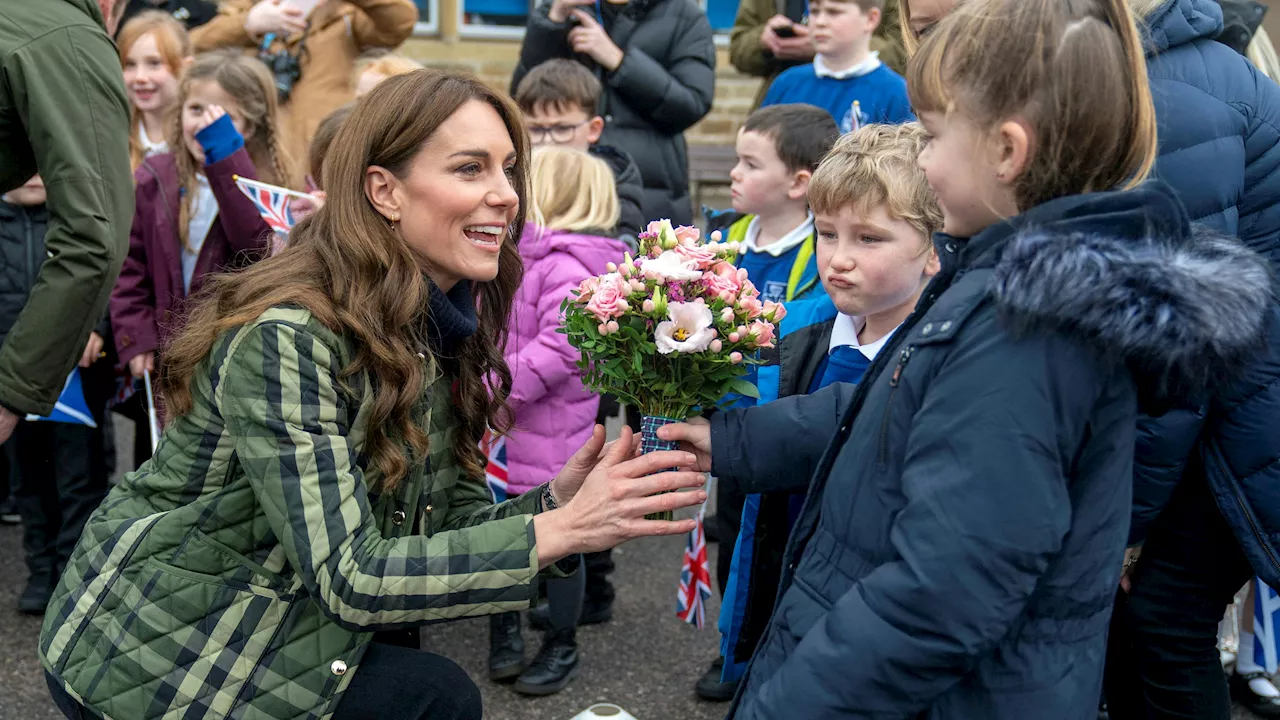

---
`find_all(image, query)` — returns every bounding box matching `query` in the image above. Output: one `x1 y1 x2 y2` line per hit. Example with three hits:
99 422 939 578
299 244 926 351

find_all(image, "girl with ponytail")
902 1 1280 715
657 0 1272 717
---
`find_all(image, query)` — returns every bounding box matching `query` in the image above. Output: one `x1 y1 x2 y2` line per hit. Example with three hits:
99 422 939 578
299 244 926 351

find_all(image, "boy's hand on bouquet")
656 417 712 473
535 426 706 566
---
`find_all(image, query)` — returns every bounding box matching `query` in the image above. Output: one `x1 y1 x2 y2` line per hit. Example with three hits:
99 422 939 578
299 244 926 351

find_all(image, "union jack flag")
480 428 509 502
233 175 298 236
677 507 713 628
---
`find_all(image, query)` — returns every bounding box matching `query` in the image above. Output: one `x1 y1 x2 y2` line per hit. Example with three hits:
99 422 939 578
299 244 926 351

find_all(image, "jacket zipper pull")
888 346 915 388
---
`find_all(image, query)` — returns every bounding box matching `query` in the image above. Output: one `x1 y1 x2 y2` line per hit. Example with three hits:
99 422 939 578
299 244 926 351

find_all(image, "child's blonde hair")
907 0 1157 213
118 11 192 171
808 123 942 246
354 51 424 86
529 146 619 234
174 51 298 249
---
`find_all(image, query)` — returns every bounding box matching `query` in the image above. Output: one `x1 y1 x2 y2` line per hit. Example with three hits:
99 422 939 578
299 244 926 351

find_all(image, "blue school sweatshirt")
761 55 914 133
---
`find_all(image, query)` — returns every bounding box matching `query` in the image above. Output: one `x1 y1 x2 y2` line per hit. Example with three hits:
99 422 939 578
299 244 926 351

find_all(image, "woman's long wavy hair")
163 69 529 491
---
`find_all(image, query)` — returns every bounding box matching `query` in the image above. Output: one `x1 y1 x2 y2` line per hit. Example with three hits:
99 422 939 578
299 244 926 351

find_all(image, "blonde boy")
718 121 942 684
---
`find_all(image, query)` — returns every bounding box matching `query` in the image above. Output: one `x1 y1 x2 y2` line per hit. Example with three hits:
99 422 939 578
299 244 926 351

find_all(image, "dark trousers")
1105 474 1254 719
716 475 745 597
12 419 110 580
332 643 482 720
48 643 482 720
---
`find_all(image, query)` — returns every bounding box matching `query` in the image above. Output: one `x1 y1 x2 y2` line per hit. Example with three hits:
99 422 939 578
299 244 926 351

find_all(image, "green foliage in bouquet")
559 219 787 420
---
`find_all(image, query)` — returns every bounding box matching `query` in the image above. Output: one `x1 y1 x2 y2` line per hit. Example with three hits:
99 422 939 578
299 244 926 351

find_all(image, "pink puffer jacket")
503 225 628 494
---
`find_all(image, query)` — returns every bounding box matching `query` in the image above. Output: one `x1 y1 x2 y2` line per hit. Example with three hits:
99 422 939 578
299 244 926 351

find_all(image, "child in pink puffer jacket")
488 146 628 696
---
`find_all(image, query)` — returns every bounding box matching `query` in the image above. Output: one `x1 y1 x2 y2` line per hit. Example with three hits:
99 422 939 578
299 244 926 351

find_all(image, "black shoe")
18 577 53 615
488 612 526 683
695 656 739 702
0 496 19 525
529 597 614 631
512 629 579 696
1231 670 1280 717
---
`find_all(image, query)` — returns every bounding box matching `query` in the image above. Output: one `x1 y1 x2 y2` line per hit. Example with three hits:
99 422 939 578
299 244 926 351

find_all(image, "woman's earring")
389 213 400 232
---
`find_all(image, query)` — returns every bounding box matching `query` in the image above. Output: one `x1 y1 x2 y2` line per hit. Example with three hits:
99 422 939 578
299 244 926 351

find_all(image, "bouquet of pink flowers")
560 220 786 519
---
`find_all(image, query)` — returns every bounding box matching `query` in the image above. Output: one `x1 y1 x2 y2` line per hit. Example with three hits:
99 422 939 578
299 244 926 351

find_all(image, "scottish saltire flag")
1252 578 1280 672
26 368 96 428
232 175 299 235
480 429 509 502
677 507 713 629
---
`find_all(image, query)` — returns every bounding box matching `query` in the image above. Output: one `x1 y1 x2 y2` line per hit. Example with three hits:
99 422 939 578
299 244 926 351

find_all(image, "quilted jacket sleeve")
1129 406 1205 546
221 319 541 632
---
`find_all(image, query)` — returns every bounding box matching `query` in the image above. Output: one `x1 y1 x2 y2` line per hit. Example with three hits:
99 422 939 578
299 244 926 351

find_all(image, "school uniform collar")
741 212 814 257
829 313 898 360
813 51 881 79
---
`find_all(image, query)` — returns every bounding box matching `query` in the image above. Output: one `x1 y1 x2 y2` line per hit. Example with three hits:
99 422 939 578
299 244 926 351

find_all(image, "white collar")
813 51 881 80
741 212 814 257
829 313 898 360
139 121 167 155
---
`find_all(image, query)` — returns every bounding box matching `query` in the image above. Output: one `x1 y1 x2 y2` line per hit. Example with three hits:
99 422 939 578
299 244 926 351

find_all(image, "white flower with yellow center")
655 302 716 354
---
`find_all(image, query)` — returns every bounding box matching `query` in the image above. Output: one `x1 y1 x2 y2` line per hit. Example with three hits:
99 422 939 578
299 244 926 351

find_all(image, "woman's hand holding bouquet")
560 220 785 519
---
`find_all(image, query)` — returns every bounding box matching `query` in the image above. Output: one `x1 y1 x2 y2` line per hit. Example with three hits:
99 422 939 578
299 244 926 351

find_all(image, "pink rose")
585 276 627 322
738 295 764 320
673 242 718 269
575 275 600 302
730 352 743 364
710 339 723 353
705 262 742 301
763 301 787 323
674 225 701 247
748 321 776 349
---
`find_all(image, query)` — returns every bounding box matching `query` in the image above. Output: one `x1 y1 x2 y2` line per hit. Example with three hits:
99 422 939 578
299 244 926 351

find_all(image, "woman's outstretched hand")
656 416 712 473
548 424 639 506
534 426 706 568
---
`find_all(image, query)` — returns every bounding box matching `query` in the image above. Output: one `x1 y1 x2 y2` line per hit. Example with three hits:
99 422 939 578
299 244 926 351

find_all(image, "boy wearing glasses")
514 60 643 249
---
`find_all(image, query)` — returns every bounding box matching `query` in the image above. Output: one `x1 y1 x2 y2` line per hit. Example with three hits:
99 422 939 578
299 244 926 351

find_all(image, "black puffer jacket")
0 199 49 347
0 199 112 383
512 0 716 226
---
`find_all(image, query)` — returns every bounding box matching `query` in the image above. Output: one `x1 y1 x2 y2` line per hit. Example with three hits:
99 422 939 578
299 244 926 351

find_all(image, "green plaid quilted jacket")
39 307 548 719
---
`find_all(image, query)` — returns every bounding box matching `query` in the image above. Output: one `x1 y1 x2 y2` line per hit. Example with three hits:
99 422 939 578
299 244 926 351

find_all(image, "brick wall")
399 38 762 148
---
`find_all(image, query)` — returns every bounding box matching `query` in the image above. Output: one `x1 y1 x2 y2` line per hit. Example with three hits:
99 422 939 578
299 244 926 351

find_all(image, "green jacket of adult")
40 306 562 719
0 0 132 415
729 0 906 110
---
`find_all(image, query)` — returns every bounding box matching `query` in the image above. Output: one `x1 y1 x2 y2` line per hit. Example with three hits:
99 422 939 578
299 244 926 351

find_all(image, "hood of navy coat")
1143 0 1224 54
987 182 1272 409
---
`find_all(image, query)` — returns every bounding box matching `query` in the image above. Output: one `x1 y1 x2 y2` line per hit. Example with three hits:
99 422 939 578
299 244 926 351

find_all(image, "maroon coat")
110 150 272 366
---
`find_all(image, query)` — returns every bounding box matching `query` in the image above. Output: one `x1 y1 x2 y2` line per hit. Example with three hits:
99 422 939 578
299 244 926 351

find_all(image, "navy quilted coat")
1130 0 1280 586
715 185 1272 718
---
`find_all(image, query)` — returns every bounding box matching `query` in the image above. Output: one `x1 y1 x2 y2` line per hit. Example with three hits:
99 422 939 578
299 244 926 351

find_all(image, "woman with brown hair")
39 69 707 720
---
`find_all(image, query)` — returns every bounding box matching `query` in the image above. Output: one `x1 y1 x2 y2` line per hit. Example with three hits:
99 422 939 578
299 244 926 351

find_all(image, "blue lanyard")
595 0 604 25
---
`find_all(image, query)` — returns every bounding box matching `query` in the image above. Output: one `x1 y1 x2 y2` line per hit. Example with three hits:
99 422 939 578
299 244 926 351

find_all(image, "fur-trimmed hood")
988 182 1272 408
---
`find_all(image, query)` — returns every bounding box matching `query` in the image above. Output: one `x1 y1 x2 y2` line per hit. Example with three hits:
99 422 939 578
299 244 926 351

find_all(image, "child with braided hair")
111 50 298 450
